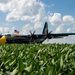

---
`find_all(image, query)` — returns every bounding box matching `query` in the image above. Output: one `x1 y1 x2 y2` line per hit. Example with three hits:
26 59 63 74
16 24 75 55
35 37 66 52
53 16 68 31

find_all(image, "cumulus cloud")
0 26 16 34
0 27 3 33
0 0 47 32
55 25 64 33
0 0 17 12
49 13 62 26
34 22 43 29
67 28 72 32
4 27 9 33
49 13 75 27
0 27 9 33
63 15 75 25
0 0 46 22
20 24 33 35
0 0 75 35
50 14 75 33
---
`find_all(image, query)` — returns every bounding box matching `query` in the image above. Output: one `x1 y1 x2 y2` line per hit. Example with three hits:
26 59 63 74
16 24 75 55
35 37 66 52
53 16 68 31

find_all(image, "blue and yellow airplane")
0 22 75 44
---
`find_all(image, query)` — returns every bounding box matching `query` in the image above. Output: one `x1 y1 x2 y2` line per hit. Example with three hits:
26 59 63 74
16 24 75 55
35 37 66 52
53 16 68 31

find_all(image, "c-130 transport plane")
0 22 75 44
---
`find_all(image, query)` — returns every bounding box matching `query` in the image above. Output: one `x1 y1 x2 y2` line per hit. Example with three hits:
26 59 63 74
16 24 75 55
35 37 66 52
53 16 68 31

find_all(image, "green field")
0 44 75 75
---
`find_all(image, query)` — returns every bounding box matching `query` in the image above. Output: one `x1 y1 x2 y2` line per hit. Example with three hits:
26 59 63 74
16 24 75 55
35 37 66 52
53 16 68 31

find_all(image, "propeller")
47 30 53 41
49 30 52 34
30 31 35 35
29 30 35 43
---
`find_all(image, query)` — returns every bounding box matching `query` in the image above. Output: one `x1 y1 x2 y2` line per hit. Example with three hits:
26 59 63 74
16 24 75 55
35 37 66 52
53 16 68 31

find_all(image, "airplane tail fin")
42 22 48 35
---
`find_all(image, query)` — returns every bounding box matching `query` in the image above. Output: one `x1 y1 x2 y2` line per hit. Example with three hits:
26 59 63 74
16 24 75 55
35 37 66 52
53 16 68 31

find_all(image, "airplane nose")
0 36 6 44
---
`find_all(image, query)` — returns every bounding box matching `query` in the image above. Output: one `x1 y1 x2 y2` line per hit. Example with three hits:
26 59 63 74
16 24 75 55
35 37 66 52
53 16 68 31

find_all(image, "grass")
0 43 75 75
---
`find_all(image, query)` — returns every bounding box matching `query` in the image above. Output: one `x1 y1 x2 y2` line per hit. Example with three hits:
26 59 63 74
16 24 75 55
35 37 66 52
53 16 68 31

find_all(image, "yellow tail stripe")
0 36 6 44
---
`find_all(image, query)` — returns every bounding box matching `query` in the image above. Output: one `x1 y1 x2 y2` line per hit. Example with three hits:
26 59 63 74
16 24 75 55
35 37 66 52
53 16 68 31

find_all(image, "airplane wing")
48 33 75 39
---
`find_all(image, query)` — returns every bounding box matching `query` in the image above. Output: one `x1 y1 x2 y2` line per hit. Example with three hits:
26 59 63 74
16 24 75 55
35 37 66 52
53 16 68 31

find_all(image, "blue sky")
0 0 75 43
43 0 75 15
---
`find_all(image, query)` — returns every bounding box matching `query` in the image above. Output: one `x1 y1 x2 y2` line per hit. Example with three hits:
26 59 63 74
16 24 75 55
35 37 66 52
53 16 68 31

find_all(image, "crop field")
0 43 75 75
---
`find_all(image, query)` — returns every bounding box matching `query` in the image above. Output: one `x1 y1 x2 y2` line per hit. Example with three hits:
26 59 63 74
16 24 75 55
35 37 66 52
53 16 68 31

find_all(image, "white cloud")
6 11 21 21
0 27 9 34
49 13 75 26
0 0 75 36
0 0 46 22
10 27 16 34
0 0 17 12
4 27 9 33
0 0 46 31
55 25 64 33
21 16 32 21
34 22 43 29
49 13 62 26
67 28 72 32
20 24 33 35
0 26 16 34
50 14 75 33
63 15 75 25
0 27 3 33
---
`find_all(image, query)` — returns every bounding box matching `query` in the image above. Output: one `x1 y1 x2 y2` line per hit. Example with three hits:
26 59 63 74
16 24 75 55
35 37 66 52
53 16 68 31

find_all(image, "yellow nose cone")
0 36 6 44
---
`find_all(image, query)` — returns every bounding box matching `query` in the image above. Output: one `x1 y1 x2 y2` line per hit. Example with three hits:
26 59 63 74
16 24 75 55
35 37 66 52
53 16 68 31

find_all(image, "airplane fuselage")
0 34 47 44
